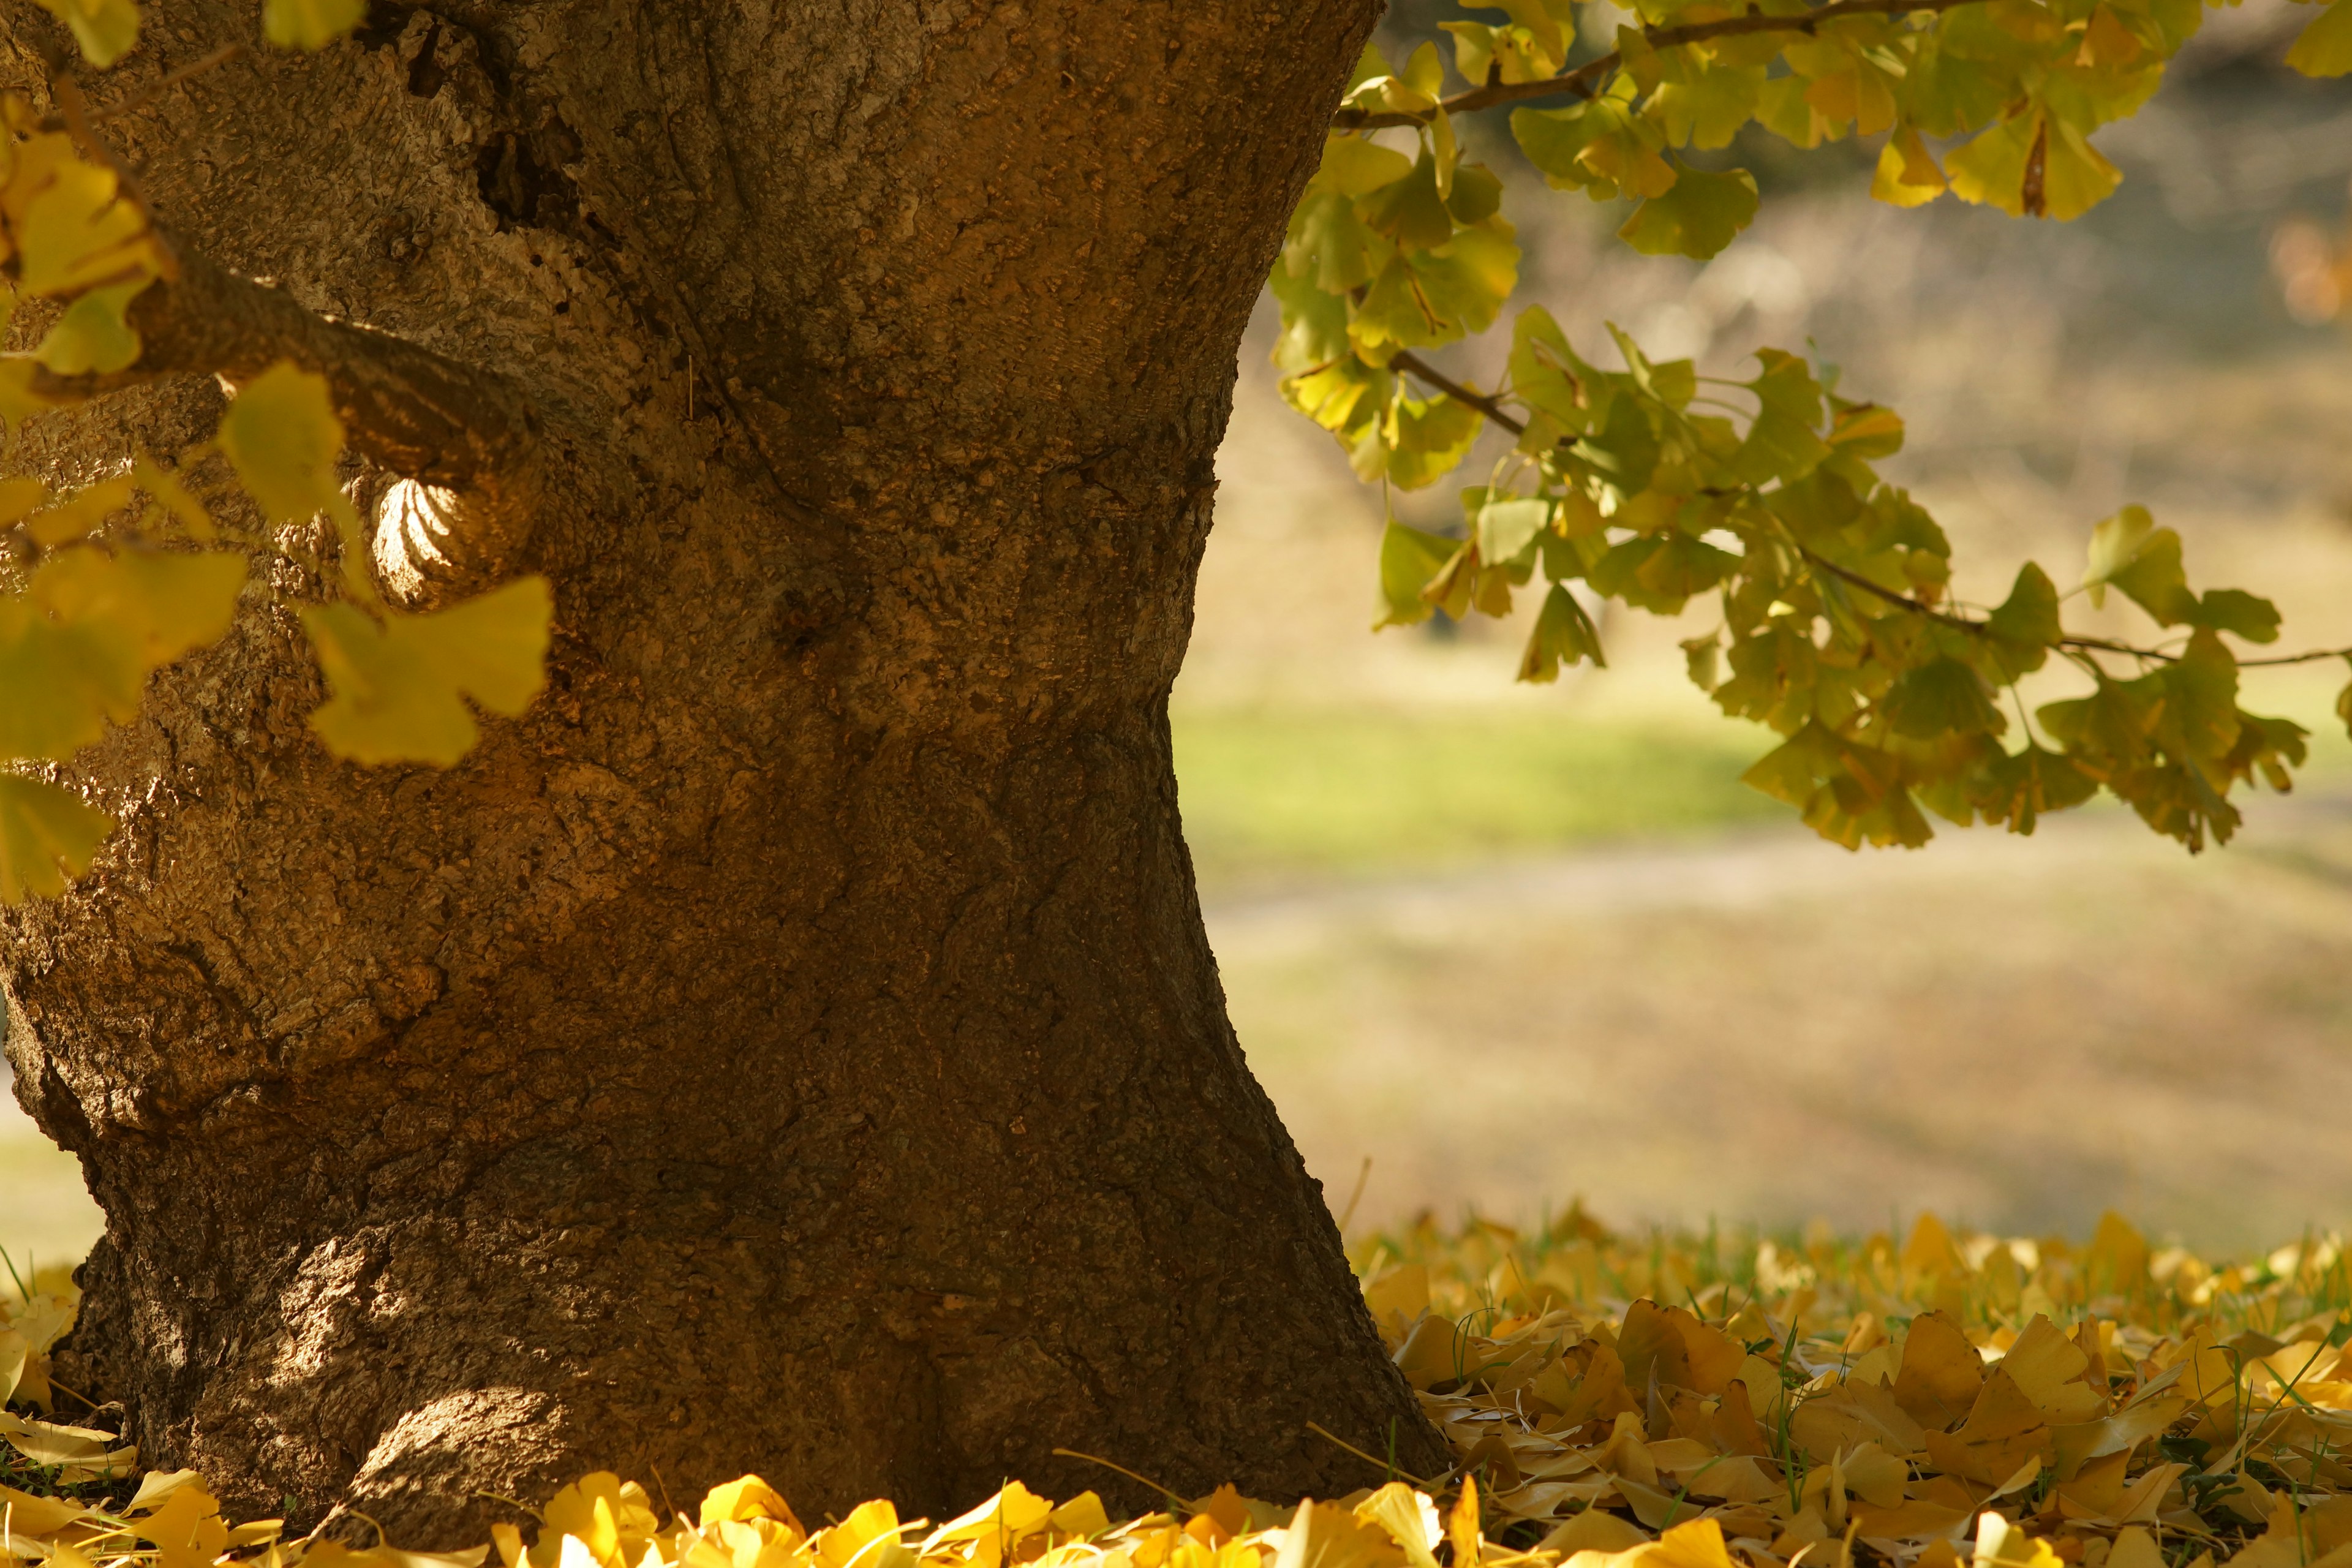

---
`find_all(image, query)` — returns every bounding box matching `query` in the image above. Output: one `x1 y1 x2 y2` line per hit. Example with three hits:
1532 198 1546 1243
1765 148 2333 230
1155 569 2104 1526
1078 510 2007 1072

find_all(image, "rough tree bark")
0 0 1449 1544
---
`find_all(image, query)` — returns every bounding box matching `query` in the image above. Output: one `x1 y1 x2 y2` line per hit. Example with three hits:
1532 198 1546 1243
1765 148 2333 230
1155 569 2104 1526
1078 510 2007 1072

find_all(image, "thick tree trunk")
0 0 1447 1545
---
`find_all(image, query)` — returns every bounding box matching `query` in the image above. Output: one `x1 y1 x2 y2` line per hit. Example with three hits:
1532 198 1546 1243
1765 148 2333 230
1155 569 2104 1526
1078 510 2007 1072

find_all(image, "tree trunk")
0 0 1447 1544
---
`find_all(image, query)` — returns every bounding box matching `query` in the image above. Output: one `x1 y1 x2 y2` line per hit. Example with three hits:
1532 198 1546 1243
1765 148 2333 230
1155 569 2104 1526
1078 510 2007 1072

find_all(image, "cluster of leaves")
12 1212 2352 1568
0 0 553 907
1275 0 2352 854
1377 311 2312 851
1356 1207 2352 1567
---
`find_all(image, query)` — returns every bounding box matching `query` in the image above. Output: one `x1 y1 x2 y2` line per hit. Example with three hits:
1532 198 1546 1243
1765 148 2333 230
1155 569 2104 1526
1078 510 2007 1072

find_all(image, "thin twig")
89 42 246 125
1333 0 1986 128
1391 350 1522 431
46 70 165 257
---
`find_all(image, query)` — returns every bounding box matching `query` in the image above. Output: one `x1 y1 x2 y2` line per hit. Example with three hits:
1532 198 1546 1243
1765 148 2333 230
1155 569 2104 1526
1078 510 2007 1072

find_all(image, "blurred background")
10 1 2352 1267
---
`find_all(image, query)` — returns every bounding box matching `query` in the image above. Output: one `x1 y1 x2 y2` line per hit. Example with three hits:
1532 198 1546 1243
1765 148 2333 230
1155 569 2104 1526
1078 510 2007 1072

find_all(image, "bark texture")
0 0 1447 1545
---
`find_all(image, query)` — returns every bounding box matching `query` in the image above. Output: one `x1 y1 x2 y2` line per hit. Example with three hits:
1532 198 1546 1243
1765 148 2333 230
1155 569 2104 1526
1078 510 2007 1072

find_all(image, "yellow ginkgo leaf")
16 159 153 296
218 360 345 524
134 1481 229 1568
0 594 143 760
31 545 249 666
262 0 368 50
32 0 139 69
1871 126 1946 208
0 359 53 440
2286 0 2352 75
132 451 216 540
301 575 554 766
23 475 134 546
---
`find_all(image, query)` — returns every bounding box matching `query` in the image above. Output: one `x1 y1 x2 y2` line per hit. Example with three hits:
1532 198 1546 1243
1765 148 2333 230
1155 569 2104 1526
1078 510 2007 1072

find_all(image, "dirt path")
1210 790 2352 1251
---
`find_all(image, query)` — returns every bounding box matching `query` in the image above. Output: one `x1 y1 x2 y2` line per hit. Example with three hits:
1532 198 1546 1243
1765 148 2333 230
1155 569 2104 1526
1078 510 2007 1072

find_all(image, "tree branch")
1389 353 2352 676
1333 0 1986 129
29 238 545 598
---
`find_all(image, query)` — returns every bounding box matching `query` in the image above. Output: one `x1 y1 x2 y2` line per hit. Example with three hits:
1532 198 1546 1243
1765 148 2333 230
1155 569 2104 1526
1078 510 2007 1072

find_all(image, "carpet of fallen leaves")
4 1209 2351 1568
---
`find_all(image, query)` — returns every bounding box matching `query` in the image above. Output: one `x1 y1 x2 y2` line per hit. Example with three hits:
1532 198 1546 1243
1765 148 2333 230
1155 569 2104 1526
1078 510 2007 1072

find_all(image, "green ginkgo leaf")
1617 166 1759 260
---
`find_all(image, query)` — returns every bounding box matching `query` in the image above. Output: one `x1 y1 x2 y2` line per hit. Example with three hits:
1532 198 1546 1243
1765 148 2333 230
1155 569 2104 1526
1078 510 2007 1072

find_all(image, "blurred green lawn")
1174 707 1782 893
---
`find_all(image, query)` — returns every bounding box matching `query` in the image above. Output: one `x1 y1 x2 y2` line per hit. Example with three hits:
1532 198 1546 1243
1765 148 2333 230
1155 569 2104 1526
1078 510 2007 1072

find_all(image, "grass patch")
1174 705 1782 891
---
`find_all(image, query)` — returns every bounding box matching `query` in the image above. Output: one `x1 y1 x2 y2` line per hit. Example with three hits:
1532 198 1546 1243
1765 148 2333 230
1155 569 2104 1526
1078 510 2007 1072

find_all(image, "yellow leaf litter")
7 1209 2352 1568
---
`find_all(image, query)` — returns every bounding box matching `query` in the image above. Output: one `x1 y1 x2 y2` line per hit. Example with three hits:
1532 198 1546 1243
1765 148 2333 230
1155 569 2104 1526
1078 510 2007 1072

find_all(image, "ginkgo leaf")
1871 127 1947 208
1882 655 2006 739
2187 587 2282 643
132 452 216 540
0 477 50 527
36 277 149 375
1475 496 1552 563
23 476 133 546
17 160 153 296
262 0 368 50
0 360 53 440
32 0 139 69
1985 562 2060 678
135 1483 229 1568
1374 519 1460 629
0 775 112 904
0 597 141 759
300 576 554 766
1518 584 1606 682
2286 0 2352 75
32 546 249 667
1617 166 1758 260
2041 118 2122 222
218 361 344 524
1945 111 2038 217
1312 136 1415 199
2082 504 2161 608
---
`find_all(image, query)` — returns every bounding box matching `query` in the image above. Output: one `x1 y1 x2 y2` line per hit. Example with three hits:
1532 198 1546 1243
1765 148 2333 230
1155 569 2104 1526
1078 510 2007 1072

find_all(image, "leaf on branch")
300 576 555 766
13 149 156 297
2081 504 2186 620
262 0 368 51
32 0 140 69
218 361 344 524
0 604 137 761
1871 127 1948 208
1375 520 1460 630
23 475 132 546
2285 0 2352 75
1617 165 1759 260
1985 562 2060 679
0 542 246 762
1945 110 2039 218
1732 349 1830 486
32 545 249 668
2184 587 2281 644
1476 496 1553 564
36 277 148 375
0 776 112 905
1975 744 2098 835
1518 584 1607 682
1881 655 2007 741
1310 136 1415 200
0 361 53 442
